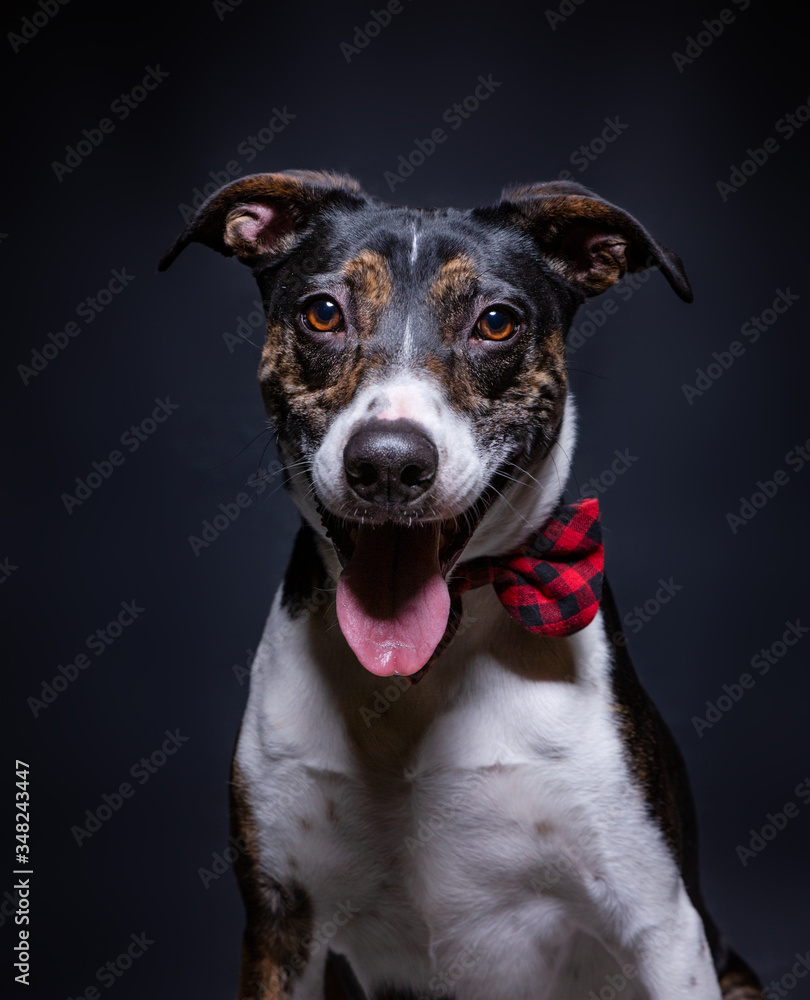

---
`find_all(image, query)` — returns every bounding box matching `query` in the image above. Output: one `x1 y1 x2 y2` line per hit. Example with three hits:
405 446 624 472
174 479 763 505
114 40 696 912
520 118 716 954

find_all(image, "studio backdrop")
3 0 809 997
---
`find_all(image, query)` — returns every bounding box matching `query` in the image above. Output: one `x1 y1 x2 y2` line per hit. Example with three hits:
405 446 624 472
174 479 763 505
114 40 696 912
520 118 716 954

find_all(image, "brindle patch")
719 980 764 999
428 254 479 340
503 327 568 429
341 249 393 337
230 755 314 999
259 303 380 444
717 951 765 999
435 323 568 466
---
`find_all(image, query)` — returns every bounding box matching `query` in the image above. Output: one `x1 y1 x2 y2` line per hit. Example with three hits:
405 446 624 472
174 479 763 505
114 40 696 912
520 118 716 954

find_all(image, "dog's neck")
285 395 577 585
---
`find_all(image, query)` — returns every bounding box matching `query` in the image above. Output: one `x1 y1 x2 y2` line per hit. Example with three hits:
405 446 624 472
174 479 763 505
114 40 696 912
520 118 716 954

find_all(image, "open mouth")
319 505 485 677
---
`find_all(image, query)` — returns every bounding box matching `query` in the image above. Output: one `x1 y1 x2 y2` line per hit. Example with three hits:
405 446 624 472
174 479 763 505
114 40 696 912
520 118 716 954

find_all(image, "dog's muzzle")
317 417 492 679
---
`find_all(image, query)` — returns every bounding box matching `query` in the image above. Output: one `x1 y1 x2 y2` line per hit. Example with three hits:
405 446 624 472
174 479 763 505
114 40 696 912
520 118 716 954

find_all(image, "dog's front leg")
617 887 724 1000
235 879 318 1000
230 758 323 1000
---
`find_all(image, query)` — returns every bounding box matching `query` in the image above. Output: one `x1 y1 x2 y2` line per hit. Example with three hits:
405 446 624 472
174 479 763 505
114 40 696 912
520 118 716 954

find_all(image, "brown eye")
302 298 343 333
475 307 517 341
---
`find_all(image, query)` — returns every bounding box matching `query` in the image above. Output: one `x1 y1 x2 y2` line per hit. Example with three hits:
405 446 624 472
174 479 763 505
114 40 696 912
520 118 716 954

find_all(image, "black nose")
343 419 438 506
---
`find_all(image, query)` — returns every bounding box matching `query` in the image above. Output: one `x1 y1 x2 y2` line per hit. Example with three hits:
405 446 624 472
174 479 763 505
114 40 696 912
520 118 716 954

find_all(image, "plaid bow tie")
410 497 604 683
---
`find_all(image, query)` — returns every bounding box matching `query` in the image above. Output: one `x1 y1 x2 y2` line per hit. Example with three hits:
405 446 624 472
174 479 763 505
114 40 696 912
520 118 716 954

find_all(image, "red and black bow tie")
410 497 604 683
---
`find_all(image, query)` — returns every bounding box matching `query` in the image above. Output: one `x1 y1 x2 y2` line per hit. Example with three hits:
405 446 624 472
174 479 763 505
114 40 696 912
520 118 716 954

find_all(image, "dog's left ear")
496 180 693 303
158 170 369 272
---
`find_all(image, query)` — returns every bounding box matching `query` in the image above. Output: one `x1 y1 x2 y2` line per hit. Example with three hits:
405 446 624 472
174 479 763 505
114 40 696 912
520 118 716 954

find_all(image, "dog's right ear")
495 179 693 303
158 170 368 272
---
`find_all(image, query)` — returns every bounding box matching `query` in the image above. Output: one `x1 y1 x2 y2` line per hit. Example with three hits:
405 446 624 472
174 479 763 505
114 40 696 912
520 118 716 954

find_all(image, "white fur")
238 598 719 999
410 226 420 265
236 397 721 999
401 316 414 357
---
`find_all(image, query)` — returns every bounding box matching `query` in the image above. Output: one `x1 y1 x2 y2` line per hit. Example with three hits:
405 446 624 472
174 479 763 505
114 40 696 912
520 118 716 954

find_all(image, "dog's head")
160 171 691 676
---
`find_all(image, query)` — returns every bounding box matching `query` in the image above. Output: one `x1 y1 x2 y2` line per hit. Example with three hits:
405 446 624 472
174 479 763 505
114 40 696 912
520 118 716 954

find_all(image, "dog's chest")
239 588 669 995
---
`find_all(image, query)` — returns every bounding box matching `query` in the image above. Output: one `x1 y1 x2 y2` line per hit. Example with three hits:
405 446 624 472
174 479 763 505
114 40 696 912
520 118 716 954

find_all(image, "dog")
160 172 764 1000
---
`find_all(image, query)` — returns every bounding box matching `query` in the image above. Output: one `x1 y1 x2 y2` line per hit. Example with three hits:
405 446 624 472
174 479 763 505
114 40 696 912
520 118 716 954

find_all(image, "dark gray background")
3 0 809 997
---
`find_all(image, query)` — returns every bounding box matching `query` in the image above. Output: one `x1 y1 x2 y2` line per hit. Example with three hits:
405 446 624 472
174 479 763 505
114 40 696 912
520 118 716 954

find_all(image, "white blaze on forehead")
401 316 414 357
409 226 420 265
311 374 485 520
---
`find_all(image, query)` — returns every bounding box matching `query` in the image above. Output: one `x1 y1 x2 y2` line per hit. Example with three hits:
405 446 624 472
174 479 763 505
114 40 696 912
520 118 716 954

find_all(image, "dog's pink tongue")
336 523 450 676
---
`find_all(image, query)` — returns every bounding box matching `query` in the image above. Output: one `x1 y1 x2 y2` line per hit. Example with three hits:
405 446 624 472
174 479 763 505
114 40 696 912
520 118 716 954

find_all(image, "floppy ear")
497 180 693 303
158 170 368 272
